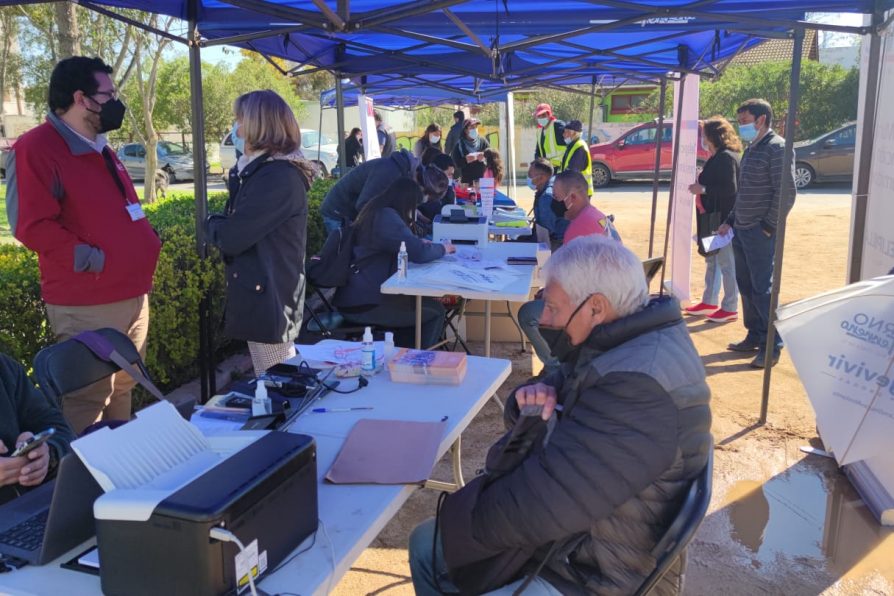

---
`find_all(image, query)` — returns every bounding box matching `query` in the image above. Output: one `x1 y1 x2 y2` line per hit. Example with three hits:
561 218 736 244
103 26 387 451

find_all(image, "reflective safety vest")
561 137 594 196
538 121 564 168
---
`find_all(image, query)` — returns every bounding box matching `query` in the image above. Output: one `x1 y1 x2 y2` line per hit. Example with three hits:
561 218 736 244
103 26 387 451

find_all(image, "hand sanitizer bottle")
361 326 376 375
397 241 408 281
252 380 270 416
384 332 396 365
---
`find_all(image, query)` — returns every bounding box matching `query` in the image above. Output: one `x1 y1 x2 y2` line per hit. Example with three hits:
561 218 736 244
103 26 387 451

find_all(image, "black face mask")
87 97 126 133
537 295 593 363
551 198 569 218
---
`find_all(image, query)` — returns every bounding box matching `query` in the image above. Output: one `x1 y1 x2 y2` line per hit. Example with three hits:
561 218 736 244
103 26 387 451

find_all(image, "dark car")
794 122 856 189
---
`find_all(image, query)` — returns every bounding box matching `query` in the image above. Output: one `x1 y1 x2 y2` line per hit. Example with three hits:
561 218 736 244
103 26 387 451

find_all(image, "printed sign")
359 95 381 161
668 74 700 301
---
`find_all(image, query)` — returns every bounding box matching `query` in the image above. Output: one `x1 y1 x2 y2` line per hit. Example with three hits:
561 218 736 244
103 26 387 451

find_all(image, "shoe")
728 338 761 352
684 302 719 316
750 351 780 368
707 309 738 323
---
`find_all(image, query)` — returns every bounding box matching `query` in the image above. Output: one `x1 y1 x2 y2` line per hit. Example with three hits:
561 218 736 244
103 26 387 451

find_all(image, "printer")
432 205 489 245
72 402 318 596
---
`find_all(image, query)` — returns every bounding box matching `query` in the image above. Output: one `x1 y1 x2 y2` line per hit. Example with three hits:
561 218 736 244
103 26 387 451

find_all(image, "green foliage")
0 181 331 390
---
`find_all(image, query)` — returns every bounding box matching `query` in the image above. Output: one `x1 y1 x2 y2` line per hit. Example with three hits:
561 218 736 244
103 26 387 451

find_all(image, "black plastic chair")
633 444 713 596
642 257 665 284
33 328 149 406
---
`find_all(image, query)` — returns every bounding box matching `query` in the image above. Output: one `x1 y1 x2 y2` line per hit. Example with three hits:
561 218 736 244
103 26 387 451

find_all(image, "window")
610 93 650 115
624 126 657 145
301 130 336 148
828 126 856 146
123 145 138 157
223 133 233 146
158 141 188 156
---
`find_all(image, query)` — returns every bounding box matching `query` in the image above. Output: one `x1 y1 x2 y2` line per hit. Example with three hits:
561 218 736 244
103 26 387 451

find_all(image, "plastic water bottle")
384 332 396 364
397 241 408 282
252 380 271 416
361 326 376 375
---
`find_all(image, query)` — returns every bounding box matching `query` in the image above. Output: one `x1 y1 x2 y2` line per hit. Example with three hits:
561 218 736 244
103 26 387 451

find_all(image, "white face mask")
564 134 576 143
537 117 550 128
429 134 441 144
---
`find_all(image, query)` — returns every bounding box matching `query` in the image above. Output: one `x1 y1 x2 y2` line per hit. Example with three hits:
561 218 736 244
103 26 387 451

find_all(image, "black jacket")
451 136 490 183
320 150 418 222
698 149 740 221
0 354 75 505
444 120 464 156
439 297 712 595
207 156 309 344
333 207 444 309
342 135 364 168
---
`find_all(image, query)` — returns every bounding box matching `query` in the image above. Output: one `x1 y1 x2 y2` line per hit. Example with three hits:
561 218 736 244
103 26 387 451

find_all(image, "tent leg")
649 78 667 259
587 76 596 144
188 3 214 401
759 28 804 424
659 77 685 296
335 74 347 176
848 13 883 283
505 92 517 199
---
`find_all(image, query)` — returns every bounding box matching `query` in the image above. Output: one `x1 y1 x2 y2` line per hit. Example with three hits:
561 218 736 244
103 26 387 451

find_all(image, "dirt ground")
329 183 894 596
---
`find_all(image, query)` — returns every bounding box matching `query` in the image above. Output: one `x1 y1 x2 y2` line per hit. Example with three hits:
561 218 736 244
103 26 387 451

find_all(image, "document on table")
326 419 447 484
296 341 385 365
419 263 519 291
700 229 734 253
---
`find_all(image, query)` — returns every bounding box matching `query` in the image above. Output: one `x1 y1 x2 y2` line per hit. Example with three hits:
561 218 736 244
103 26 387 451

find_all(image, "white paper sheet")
700 229 734 253
418 263 518 291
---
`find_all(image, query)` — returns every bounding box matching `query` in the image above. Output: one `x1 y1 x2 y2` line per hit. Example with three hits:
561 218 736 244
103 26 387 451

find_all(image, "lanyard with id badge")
101 148 146 221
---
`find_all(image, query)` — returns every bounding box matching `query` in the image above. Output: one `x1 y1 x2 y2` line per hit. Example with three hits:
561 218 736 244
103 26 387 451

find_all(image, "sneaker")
751 351 780 368
706 309 738 323
684 302 719 316
728 338 762 352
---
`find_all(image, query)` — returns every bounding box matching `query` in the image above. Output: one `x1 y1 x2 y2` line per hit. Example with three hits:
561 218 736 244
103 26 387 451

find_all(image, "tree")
230 52 308 122
0 9 24 124
54 1 81 58
155 57 234 144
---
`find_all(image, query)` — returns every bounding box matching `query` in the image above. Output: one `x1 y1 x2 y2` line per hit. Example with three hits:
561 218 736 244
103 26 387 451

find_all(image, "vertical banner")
669 74 700 301
359 95 381 161
862 28 894 279
498 92 518 199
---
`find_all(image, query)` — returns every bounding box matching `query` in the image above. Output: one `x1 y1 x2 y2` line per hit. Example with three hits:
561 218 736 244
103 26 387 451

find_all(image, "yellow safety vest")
561 137 594 196
538 121 564 168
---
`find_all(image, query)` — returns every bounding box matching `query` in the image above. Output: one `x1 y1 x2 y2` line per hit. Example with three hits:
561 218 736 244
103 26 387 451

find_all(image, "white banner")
359 95 381 161
668 74 700 301
861 28 894 279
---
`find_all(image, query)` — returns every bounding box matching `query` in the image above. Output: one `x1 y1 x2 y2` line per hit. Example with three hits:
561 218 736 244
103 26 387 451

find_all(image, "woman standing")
450 118 489 183
342 127 364 169
207 90 314 376
414 123 443 158
685 116 742 323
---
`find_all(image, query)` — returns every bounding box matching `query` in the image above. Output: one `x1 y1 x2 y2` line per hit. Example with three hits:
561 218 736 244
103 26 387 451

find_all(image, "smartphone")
11 428 55 458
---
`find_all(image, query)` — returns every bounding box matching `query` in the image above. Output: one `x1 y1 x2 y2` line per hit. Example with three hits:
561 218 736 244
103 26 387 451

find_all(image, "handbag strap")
71 331 165 402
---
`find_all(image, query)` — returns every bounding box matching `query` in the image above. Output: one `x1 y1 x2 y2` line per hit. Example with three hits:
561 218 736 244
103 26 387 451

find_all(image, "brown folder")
325 419 447 484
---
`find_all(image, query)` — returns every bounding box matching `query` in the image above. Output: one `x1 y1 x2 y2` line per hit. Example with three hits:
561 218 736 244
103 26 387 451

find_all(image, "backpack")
306 225 366 288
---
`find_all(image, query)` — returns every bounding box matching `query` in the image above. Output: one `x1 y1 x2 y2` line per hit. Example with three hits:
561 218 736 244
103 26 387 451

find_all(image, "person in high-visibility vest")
533 103 566 168
560 120 593 196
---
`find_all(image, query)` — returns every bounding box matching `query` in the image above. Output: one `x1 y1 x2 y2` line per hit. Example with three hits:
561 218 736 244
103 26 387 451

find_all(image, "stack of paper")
419 263 518 292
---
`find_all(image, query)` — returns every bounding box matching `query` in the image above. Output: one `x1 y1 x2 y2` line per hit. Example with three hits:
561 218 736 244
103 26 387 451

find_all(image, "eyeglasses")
90 89 119 101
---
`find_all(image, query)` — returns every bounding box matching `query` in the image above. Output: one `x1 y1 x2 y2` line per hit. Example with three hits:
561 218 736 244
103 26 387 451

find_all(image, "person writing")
685 116 742 324
333 178 454 349
206 90 315 376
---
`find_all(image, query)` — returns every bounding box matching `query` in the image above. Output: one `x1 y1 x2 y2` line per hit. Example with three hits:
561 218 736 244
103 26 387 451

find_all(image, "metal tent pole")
335 74 347 175
759 28 804 424
848 10 883 283
587 76 596 143
659 76 685 295
649 78 668 258
188 0 214 400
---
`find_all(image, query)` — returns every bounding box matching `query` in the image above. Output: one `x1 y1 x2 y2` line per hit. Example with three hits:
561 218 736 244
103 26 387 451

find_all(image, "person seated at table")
528 158 567 250
451 118 489 183
409 236 712 596
333 178 456 348
418 151 457 223
0 353 76 505
414 123 443 158
519 169 621 373
320 148 449 235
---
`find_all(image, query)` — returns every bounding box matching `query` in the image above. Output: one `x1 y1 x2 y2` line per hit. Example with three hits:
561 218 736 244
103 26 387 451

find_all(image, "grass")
0 183 13 244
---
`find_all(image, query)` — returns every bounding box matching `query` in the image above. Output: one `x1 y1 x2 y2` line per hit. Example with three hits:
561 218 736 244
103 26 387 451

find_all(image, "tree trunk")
54 1 81 58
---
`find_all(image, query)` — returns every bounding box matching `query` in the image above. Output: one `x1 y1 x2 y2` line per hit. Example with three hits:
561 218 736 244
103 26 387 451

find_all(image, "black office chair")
33 328 148 406
642 257 665 284
633 444 713 596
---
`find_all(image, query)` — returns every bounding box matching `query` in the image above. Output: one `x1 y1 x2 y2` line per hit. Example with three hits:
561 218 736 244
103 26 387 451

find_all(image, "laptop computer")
0 454 103 565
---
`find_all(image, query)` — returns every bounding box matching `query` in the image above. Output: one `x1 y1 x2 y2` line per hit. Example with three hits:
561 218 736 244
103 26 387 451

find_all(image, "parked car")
117 141 199 184
219 128 339 179
793 122 856 189
589 121 710 187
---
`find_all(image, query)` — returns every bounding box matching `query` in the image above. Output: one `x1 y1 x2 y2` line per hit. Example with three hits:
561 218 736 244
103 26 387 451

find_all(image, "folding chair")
430 295 471 353
633 442 713 596
33 328 194 419
642 257 665 284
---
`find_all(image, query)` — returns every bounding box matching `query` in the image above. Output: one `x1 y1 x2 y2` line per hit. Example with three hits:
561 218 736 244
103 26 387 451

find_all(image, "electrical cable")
209 526 258 596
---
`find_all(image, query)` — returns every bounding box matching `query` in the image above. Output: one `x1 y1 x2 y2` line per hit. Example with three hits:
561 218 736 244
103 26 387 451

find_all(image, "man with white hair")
409 236 712 596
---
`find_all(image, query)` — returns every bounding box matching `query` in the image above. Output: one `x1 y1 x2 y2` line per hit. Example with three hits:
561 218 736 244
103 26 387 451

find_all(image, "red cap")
534 103 552 117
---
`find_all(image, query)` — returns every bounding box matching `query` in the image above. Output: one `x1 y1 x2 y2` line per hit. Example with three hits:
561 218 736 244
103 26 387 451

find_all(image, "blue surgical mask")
738 122 757 142
526 177 537 190
467 128 479 140
231 122 245 154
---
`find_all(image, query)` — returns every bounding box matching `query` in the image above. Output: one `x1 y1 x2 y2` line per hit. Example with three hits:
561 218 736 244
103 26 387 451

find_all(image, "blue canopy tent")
2 0 887 415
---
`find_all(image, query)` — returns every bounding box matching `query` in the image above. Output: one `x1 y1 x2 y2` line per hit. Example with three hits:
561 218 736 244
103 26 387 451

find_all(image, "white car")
219 128 339 178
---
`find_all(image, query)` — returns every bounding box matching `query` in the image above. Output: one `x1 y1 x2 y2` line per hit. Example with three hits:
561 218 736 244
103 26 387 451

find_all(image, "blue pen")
312 407 373 413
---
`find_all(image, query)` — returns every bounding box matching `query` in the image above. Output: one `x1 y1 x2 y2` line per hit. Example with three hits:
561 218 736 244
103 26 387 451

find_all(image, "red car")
589 121 709 187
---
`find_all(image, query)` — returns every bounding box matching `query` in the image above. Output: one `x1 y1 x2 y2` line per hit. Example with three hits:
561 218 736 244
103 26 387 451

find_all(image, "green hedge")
0 178 334 390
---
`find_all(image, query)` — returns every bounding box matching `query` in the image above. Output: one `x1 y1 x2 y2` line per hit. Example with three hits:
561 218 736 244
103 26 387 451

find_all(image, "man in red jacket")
5 56 161 433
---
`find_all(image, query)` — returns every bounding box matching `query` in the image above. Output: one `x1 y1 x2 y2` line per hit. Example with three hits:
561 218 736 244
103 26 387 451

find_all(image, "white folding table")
0 353 511 596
